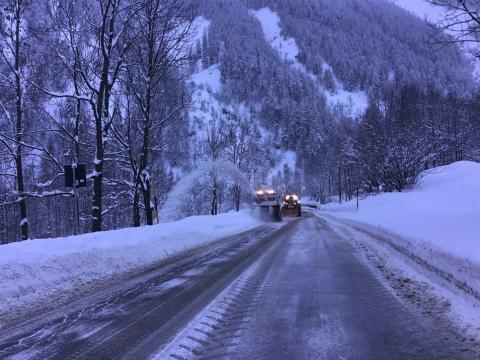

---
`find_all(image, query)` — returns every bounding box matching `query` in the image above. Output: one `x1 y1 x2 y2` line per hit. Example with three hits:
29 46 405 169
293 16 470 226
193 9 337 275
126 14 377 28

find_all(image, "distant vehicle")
255 189 277 203
281 194 301 217
255 189 282 222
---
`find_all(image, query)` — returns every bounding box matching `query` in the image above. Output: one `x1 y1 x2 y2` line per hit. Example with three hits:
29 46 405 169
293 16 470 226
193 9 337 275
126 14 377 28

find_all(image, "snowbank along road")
0 214 478 359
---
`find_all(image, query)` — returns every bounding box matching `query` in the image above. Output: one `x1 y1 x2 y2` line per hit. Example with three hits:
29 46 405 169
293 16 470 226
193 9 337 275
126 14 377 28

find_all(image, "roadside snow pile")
321 161 480 264
0 211 262 315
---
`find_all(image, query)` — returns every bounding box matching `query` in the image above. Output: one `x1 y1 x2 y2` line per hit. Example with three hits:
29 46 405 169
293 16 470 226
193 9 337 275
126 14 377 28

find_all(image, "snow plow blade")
257 204 282 222
254 189 282 222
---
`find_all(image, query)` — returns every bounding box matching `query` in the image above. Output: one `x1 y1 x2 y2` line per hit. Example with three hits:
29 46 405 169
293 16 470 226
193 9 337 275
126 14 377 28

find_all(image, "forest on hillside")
195 0 480 201
1 0 479 242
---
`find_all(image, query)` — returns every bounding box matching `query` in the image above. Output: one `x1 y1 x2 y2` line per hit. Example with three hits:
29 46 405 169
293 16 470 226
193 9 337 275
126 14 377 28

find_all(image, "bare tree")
204 117 227 215
0 0 32 239
46 0 88 165
42 0 140 232
224 107 263 211
427 0 480 58
113 0 192 226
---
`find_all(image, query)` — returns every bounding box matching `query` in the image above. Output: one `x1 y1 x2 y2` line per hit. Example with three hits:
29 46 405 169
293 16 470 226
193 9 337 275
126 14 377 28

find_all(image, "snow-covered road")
163 216 477 359
0 215 478 359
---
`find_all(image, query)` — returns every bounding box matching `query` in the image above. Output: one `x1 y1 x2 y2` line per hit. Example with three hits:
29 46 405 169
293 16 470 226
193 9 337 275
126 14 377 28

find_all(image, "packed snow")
0 211 262 317
320 161 480 264
250 6 368 117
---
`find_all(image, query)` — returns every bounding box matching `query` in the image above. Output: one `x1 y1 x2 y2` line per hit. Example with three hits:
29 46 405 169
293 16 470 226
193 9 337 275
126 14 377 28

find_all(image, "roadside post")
64 163 87 235
356 180 360 210
151 183 160 224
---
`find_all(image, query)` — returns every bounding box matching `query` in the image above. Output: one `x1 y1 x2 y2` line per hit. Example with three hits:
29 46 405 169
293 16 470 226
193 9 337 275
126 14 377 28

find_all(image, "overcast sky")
391 0 446 22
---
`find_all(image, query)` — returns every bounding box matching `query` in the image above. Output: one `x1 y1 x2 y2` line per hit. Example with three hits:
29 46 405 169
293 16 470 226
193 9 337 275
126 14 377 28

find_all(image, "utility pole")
64 157 86 236
151 183 160 224
72 161 79 235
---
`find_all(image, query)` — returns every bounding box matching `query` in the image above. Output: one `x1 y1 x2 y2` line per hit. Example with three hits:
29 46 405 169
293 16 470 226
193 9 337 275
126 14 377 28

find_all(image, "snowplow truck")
281 194 302 217
255 189 282 222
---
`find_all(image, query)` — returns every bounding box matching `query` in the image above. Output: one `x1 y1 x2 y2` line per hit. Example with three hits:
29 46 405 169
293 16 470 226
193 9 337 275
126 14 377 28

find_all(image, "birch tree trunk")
12 1 28 240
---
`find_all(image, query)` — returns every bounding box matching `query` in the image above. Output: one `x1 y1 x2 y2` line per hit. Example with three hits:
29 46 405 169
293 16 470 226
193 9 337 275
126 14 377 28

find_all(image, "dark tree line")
0 0 194 242
1 0 479 243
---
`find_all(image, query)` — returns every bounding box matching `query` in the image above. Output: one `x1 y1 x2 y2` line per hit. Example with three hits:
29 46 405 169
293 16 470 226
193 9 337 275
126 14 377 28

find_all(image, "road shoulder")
0 223 272 340
318 213 480 352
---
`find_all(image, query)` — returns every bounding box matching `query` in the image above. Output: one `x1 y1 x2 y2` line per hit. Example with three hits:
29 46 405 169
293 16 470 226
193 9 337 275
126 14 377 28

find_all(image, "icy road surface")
0 215 477 359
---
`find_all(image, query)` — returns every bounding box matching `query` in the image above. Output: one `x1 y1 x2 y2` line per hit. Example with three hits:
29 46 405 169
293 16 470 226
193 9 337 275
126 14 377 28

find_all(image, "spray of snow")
250 7 368 117
162 159 255 221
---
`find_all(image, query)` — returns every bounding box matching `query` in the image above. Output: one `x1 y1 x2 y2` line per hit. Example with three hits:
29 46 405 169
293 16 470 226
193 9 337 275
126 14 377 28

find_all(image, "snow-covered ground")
324 215 480 341
250 6 368 117
250 7 300 64
0 211 262 319
319 161 480 338
187 18 255 144
320 161 480 264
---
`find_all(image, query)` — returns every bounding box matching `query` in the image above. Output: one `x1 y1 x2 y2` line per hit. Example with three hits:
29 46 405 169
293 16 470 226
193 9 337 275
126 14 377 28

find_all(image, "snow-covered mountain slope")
185 0 476 194
250 7 368 117
250 7 300 64
321 161 480 264
189 63 222 140
160 0 480 215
